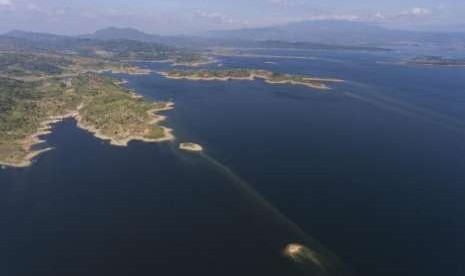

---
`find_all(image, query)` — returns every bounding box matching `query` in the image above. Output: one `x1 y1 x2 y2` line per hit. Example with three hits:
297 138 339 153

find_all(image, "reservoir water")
1 50 465 276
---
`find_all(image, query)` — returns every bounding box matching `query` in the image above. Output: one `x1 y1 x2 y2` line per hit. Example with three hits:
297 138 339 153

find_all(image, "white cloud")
194 11 234 25
25 4 65 16
360 7 436 23
26 4 43 12
80 12 98 19
268 0 304 7
106 9 134 17
0 0 12 6
268 0 290 6
305 13 361 21
388 7 431 19
409 7 431 16
373 12 386 20
53 8 65 16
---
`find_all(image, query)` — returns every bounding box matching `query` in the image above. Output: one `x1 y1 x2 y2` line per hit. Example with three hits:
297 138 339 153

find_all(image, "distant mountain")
1 27 392 53
80 27 389 51
2 30 82 52
81 27 210 48
0 30 205 62
6 30 71 40
81 27 164 43
202 20 465 46
423 24 465 33
5 23 465 52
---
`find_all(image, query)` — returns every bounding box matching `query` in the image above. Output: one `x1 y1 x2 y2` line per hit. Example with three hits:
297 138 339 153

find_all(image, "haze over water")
1 49 465 276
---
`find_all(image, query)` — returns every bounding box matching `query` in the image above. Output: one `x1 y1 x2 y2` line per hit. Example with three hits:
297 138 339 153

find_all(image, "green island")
406 56 465 67
0 51 157 81
0 52 174 168
179 142 204 152
159 69 343 90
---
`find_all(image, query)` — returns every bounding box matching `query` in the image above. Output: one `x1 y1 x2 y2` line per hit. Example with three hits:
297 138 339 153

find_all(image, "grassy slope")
164 69 342 89
75 74 166 141
0 74 168 167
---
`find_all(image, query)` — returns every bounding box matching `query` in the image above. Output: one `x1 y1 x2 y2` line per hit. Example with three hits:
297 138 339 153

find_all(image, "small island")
283 243 322 266
406 56 465 67
172 56 218 67
179 143 204 152
159 69 343 90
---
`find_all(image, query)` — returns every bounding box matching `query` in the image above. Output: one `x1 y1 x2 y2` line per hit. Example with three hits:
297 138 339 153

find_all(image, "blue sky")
0 0 464 34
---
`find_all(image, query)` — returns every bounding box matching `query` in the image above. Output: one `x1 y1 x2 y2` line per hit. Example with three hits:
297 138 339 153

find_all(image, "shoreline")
101 67 153 75
1 110 81 168
75 101 175 147
1 100 176 168
179 143 204 152
171 58 218 67
158 71 342 91
122 57 218 68
158 71 255 81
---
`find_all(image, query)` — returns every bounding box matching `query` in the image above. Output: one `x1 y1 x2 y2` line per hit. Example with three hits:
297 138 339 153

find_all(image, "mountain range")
202 20 465 46
3 20 465 52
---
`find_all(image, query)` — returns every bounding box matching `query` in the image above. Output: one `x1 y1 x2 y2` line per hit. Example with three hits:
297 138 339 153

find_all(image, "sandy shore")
158 71 255 81
1 110 81 168
115 79 129 85
2 99 175 168
75 101 175 147
179 143 204 152
76 115 174 147
264 79 330 90
172 58 218 67
0 147 54 168
98 67 152 76
302 77 344 83
120 57 218 68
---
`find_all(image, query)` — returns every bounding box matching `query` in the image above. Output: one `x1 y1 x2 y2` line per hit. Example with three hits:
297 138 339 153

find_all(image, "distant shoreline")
158 70 343 91
122 57 218 68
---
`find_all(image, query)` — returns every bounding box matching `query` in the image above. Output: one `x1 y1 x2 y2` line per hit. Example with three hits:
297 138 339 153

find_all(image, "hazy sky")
0 0 464 34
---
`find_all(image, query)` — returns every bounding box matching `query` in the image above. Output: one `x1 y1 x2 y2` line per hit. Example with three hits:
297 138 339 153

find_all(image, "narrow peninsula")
159 69 343 90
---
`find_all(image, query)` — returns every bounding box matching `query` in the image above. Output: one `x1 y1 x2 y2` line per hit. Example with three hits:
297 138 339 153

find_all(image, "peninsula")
159 69 343 90
0 36 203 168
0 73 174 168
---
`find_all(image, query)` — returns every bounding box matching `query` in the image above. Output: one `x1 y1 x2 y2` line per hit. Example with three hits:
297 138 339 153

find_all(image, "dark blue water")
0 119 346 276
2 50 465 276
